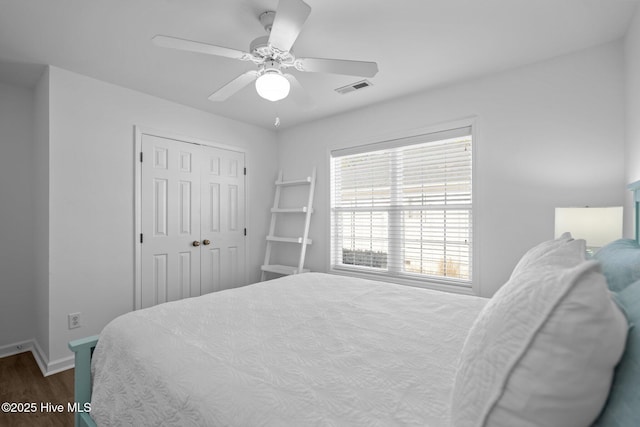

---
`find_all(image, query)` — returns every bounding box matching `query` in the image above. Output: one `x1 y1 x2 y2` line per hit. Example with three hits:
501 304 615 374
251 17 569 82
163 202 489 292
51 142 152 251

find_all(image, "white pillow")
509 232 573 279
451 239 627 427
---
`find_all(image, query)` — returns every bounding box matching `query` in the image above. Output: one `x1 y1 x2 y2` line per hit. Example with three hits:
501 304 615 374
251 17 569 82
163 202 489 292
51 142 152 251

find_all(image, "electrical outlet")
68 312 81 329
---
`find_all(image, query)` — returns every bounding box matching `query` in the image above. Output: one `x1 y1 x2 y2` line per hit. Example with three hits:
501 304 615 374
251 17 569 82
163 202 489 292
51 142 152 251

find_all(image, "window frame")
326 119 478 295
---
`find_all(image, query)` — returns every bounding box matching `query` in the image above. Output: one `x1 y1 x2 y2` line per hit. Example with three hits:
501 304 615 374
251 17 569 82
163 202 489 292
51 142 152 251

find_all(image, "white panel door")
141 134 202 309
140 134 246 309
200 146 246 292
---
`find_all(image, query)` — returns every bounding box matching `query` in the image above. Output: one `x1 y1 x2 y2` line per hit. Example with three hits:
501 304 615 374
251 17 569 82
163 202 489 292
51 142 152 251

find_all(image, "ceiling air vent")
335 79 373 95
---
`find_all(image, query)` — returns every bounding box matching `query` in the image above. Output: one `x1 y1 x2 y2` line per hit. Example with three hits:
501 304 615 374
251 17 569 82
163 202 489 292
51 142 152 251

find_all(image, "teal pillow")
594 239 640 292
594 280 639 426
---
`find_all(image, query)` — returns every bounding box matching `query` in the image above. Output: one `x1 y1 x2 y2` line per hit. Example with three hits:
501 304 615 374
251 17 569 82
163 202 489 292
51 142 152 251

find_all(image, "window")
330 126 473 287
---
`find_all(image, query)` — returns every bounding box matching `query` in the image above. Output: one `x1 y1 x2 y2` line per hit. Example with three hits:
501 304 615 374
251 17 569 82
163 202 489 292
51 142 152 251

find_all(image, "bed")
69 182 640 427
84 273 487 426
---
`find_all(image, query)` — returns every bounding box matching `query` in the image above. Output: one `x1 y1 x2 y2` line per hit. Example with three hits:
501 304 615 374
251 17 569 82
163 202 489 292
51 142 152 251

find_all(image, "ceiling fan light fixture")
255 70 290 102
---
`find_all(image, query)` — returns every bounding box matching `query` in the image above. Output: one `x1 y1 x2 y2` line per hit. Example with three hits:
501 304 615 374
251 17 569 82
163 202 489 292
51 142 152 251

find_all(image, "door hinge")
244 167 246 176
244 228 247 236
140 152 143 162
140 233 143 243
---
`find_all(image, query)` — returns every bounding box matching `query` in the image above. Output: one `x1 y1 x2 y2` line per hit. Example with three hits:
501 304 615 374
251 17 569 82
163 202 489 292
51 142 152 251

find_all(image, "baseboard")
31 339 49 375
32 340 74 376
0 339 34 358
45 354 74 376
0 339 75 376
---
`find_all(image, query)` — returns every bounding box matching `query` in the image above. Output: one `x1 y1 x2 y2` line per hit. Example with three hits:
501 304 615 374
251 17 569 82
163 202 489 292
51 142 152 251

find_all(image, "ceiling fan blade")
295 57 379 78
208 70 259 101
268 0 311 52
284 74 315 107
153 35 252 61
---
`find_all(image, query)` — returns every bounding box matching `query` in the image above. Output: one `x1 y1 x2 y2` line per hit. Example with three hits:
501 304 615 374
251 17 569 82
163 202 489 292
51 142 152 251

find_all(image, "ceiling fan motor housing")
250 35 271 57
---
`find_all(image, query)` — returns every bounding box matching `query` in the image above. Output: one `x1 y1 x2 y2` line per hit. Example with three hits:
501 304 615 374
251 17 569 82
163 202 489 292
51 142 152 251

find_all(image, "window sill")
328 266 476 296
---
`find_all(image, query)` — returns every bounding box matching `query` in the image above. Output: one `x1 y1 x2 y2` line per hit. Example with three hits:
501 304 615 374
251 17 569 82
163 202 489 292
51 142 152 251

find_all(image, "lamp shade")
255 72 290 102
554 207 623 247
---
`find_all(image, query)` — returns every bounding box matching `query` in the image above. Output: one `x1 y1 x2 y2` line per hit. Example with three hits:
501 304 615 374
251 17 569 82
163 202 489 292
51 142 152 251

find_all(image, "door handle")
192 241 201 247
203 239 211 246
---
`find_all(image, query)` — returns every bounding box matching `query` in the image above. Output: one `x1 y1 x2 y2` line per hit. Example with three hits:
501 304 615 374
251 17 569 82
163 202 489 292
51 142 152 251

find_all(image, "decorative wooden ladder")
261 167 316 281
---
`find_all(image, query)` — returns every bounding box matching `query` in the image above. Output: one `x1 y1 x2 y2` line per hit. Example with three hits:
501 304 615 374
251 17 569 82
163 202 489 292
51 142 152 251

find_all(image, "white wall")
625 5 640 236
277 42 626 297
45 67 277 365
0 82 36 350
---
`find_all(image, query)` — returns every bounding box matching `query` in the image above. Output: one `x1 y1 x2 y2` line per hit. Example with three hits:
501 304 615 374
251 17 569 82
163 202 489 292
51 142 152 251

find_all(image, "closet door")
200 146 246 293
139 134 246 309
140 135 202 308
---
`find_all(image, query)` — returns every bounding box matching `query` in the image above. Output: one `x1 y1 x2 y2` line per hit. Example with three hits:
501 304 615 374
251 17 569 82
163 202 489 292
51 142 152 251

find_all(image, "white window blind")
330 126 472 285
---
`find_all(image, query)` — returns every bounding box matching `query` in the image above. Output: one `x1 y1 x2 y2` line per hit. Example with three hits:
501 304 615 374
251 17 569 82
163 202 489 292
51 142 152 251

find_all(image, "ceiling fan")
152 0 378 103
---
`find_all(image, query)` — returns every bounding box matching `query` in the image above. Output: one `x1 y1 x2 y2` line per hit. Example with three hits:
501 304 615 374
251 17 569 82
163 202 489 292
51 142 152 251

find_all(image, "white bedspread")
91 273 487 426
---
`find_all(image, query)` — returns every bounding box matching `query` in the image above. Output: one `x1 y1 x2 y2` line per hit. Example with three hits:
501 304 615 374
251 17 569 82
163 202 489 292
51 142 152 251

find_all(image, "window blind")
330 126 472 285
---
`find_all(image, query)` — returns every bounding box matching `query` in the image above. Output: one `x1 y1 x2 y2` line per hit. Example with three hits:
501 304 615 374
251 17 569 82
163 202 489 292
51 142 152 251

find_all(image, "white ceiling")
0 0 637 130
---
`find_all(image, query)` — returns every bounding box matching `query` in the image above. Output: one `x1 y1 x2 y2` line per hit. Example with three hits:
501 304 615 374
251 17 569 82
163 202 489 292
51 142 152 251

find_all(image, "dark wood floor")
0 351 74 426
